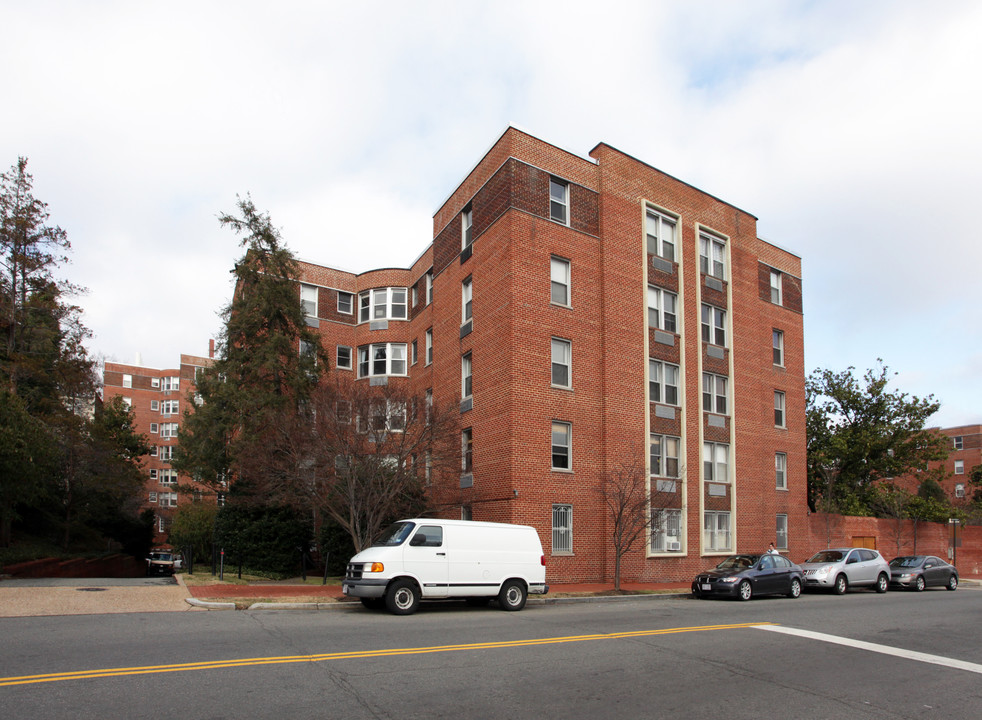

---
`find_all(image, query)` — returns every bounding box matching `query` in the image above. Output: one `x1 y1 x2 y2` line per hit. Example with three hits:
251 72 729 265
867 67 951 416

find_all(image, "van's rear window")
373 522 416 547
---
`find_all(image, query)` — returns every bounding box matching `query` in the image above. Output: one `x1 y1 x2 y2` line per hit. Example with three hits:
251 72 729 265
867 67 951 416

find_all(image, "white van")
342 519 549 615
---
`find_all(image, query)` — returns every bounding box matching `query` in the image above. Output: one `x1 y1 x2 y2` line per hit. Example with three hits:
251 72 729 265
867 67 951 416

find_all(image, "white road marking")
755 625 982 675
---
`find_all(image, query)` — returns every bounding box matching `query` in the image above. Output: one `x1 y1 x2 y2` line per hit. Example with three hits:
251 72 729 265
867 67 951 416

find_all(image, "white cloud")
2 0 979 425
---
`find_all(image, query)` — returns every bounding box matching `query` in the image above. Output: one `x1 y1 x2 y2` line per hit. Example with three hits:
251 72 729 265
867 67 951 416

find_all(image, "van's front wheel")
386 579 420 615
498 580 527 611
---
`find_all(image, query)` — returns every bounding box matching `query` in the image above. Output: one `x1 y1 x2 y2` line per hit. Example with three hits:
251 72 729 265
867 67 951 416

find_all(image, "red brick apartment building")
296 127 807 583
103 353 213 543
907 425 981 504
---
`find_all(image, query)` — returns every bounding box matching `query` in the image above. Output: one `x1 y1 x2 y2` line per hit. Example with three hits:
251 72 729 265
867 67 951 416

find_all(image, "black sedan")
889 555 958 591
692 553 804 601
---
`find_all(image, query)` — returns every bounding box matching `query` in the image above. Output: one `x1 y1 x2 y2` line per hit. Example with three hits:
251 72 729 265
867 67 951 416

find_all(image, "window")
551 257 570 306
953 436 964 450
151 377 160 389
425 329 433 365
149 423 159 434
954 460 964 475
357 343 408 377
645 209 676 262
159 469 178 485
359 287 408 322
552 422 571 470
461 207 473 250
955 483 965 498
704 511 731 551
699 233 726 280
552 504 572 554
160 423 179 439
549 177 569 225
770 270 783 305
149 469 158 480
148 492 157 503
150 445 158 457
161 400 179 416
462 428 473 473
773 329 784 366
301 283 318 317
160 492 178 508
648 287 678 333
159 446 173 461
774 391 786 428
702 373 728 415
150 400 159 411
411 339 418 365
649 360 680 405
425 272 433 305
552 338 571 388
776 452 787 490
460 353 473 401
162 376 179 391
337 291 353 315
703 442 729 482
121 397 132 410
337 346 352 370
701 304 726 346
461 277 472 324
122 374 132 388
776 514 788 550
650 434 681 478
651 509 682 552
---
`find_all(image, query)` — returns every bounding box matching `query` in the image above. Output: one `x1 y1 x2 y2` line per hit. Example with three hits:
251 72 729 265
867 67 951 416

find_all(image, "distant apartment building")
103 352 213 543
290 127 808 583
911 425 982 503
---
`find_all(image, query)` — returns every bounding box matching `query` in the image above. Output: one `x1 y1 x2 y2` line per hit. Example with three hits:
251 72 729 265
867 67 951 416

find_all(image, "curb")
185 598 236 610
185 591 692 611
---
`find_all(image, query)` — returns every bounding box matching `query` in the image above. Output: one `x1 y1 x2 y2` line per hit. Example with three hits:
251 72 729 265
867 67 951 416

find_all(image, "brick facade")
103 353 213 544
296 127 808 583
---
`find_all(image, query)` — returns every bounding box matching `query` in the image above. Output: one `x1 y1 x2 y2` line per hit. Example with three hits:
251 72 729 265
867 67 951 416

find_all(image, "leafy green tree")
175 196 327 501
806 361 949 515
0 389 58 546
213 504 312 576
168 502 218 564
52 394 150 549
0 158 78 401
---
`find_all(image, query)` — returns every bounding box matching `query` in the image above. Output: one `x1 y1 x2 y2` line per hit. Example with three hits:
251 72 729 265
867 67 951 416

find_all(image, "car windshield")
151 553 172 561
806 550 844 563
373 522 416 547
716 555 757 570
890 556 925 568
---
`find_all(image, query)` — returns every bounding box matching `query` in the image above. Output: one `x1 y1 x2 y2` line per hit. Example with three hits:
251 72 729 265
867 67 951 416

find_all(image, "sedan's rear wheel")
946 575 958 591
914 576 926 592
738 580 753 601
834 574 848 595
875 573 888 594
788 577 802 599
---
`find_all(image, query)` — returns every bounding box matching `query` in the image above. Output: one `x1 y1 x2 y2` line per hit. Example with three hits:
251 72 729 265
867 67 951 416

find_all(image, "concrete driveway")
0 575 196 617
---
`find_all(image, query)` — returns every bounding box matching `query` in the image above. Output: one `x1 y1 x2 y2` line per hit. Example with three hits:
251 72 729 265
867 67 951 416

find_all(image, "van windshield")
373 522 416 547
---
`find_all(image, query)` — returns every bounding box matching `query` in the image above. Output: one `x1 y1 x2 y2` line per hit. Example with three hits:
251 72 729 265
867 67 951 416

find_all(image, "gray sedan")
889 555 958 591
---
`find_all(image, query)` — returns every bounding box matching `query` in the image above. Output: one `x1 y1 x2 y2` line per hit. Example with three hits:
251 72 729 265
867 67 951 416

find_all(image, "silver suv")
800 548 890 594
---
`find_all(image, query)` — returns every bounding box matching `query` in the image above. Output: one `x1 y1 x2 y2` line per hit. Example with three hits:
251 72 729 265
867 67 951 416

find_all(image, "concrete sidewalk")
0 575 198 618
3 575 978 617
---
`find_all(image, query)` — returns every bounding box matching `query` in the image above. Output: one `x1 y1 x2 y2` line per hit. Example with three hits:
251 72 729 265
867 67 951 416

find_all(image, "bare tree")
237 377 459 552
599 457 651 591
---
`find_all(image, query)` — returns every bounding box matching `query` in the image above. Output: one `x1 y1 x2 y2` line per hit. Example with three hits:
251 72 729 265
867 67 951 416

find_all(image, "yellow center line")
0 622 776 688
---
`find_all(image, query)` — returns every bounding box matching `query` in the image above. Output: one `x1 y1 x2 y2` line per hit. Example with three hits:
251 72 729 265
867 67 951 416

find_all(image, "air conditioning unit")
668 541 681 551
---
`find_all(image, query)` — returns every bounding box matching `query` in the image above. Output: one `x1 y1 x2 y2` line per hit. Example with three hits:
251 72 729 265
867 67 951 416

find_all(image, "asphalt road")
1 587 980 719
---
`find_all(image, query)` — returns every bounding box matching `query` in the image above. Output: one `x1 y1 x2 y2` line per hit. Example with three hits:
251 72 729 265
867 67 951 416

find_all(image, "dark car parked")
889 555 958 592
692 553 804 601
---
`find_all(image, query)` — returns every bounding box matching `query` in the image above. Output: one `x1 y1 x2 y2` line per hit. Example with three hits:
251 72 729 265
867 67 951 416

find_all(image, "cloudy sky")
3 1 980 428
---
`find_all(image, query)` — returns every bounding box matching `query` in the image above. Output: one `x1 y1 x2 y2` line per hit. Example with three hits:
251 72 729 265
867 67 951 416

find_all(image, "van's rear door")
404 524 449 598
